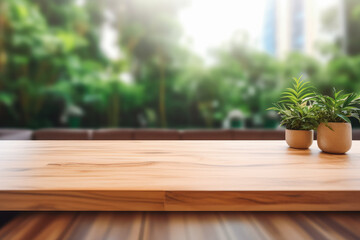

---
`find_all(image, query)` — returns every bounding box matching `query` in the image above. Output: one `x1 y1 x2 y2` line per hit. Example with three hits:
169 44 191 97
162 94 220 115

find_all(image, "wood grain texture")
165 191 360 211
1 212 360 240
0 140 360 211
0 191 164 211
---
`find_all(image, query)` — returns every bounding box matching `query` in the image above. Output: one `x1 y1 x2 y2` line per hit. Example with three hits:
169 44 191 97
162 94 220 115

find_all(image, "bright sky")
179 0 340 63
179 0 267 60
97 0 338 62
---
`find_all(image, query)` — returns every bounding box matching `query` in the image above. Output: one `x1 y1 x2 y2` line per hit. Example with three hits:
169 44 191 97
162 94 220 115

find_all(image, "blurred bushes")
1 0 360 129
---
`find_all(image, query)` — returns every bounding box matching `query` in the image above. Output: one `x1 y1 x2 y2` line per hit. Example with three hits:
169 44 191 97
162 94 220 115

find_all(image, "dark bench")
1 128 360 140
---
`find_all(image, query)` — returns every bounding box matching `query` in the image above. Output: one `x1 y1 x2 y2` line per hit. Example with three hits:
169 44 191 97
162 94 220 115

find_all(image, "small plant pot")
285 129 313 149
317 122 352 154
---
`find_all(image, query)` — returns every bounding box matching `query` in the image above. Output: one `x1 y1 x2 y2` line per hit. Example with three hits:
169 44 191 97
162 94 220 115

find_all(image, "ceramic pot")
285 129 313 149
317 122 352 154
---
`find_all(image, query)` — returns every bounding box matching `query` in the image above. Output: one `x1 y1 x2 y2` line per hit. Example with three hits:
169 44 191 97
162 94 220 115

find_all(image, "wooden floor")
1 141 360 211
0 212 360 240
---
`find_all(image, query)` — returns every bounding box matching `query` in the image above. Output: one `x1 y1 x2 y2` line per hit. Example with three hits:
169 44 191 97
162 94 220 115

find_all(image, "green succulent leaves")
280 77 314 105
315 88 360 124
268 76 360 130
268 76 318 130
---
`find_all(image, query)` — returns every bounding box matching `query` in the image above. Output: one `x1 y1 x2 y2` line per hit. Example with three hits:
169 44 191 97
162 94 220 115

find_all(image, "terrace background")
1 0 360 129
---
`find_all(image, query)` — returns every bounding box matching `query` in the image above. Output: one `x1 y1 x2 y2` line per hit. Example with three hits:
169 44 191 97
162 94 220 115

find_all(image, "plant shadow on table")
317 152 351 165
286 147 351 163
285 147 313 156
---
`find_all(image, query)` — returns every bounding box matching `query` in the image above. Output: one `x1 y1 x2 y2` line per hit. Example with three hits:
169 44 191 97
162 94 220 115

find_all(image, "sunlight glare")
179 0 267 60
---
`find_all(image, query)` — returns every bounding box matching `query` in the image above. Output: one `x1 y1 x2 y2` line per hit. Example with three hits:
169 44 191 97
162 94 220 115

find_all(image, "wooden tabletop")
0 140 360 211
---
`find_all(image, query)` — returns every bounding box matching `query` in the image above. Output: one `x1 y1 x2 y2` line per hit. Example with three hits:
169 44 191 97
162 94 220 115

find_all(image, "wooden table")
0 140 360 211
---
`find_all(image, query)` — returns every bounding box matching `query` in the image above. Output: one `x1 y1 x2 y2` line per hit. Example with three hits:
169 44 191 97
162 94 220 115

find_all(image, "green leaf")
334 89 343 100
343 93 357 107
300 92 314 100
336 113 351 123
285 88 299 97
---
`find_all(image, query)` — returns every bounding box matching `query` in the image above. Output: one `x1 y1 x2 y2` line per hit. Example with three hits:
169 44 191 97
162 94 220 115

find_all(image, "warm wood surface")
0 140 360 211
1 212 360 240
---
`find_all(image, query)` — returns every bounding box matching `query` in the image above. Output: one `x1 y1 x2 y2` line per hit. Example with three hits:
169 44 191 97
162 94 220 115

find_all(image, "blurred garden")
1 0 360 129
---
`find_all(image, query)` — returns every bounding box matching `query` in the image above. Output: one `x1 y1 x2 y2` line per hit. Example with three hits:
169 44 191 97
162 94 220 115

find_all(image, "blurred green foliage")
1 0 360 129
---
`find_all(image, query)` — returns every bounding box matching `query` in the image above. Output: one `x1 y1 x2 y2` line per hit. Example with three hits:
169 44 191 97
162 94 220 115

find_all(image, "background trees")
1 0 360 129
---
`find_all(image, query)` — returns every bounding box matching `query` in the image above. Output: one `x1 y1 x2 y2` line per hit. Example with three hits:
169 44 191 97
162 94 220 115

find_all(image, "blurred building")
263 0 345 59
263 0 277 56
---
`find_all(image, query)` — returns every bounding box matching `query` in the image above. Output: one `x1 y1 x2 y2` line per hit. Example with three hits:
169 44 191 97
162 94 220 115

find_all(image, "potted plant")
315 89 360 154
268 76 318 149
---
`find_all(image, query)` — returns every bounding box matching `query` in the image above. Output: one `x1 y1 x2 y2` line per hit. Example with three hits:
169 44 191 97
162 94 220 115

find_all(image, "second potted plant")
268 76 318 149
315 89 360 154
